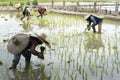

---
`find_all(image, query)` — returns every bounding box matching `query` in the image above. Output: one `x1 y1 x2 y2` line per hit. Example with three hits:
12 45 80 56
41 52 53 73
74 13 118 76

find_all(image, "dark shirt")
25 36 43 50
23 7 30 16
87 15 103 27
22 36 43 56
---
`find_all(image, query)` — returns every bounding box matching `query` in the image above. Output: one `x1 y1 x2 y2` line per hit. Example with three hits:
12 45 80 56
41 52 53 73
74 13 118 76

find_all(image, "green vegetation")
0 10 120 80
0 61 3 65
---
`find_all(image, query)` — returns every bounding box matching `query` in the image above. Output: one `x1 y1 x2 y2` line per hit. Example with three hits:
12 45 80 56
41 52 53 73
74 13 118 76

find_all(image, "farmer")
21 6 31 20
7 33 51 70
84 14 104 33
37 6 47 18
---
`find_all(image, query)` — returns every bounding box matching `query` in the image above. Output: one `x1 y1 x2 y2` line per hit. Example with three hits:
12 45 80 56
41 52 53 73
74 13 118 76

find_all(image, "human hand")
9 66 17 70
40 46 45 52
38 52 44 59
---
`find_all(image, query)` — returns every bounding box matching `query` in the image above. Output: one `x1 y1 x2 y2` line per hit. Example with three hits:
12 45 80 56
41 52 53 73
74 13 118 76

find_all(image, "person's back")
38 6 46 13
85 14 103 33
23 7 30 16
37 6 47 18
26 36 42 49
21 7 30 20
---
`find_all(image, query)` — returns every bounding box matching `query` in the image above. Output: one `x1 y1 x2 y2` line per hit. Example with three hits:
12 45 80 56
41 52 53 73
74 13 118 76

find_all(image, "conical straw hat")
84 14 91 20
34 33 51 48
84 13 104 20
14 3 21 8
92 13 104 19
7 34 30 55
39 33 47 40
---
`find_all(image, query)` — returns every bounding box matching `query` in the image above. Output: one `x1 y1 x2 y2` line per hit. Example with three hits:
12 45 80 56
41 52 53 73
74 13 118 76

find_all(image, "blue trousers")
13 50 31 66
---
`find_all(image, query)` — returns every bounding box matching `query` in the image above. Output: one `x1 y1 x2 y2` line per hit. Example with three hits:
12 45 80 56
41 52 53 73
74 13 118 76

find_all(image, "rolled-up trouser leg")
9 53 21 69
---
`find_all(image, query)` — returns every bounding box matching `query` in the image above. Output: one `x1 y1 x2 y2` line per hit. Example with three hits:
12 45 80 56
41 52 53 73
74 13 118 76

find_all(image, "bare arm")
30 42 39 56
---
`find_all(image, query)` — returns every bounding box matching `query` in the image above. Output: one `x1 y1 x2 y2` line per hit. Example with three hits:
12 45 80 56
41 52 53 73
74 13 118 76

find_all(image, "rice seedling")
116 64 119 74
74 74 78 80
111 63 115 77
95 67 98 77
76 60 79 70
0 11 120 80
62 72 67 80
0 61 3 65
53 74 57 80
100 70 104 80
70 69 74 80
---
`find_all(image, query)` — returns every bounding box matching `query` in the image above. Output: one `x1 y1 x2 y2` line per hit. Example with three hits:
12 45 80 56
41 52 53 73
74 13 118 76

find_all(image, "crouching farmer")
7 33 51 70
84 14 104 33
37 6 47 18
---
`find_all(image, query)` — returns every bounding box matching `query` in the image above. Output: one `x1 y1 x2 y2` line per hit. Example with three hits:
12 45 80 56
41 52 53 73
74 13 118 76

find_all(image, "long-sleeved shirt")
24 36 44 55
87 15 103 27
12 36 49 66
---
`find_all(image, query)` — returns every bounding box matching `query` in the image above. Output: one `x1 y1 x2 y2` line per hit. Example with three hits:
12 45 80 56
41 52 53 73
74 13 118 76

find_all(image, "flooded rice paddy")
0 11 120 80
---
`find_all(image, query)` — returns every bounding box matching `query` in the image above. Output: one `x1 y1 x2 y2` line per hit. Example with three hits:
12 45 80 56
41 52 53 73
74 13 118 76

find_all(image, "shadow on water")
84 33 104 52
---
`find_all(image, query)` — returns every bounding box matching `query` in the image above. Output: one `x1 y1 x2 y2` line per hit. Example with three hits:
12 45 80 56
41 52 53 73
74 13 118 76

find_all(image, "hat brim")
15 3 21 8
34 33 51 48
7 34 30 55
84 14 91 20
84 14 104 20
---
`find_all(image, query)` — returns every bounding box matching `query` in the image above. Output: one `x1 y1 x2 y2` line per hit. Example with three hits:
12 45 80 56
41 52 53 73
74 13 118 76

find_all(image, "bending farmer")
21 6 31 20
7 33 51 70
84 14 104 33
37 6 47 18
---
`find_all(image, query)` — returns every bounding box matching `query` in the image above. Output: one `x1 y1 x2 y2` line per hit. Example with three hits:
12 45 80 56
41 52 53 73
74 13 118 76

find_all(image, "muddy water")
0 12 120 80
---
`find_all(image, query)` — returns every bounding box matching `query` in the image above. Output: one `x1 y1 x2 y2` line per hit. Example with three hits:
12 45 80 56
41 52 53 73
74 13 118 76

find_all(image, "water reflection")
15 12 22 18
84 33 104 52
38 18 50 27
20 20 33 32
9 64 50 80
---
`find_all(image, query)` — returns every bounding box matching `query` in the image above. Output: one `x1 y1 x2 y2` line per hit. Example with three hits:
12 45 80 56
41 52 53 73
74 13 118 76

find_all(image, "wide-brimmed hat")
35 33 51 48
84 14 91 20
7 34 30 55
39 33 47 40
14 3 21 8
